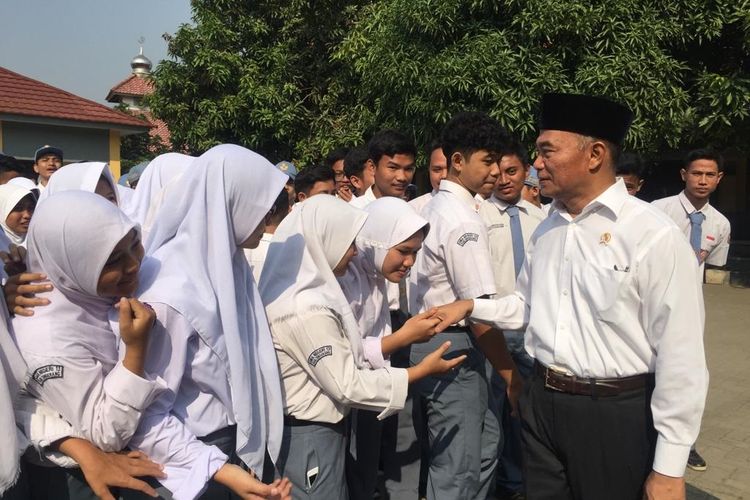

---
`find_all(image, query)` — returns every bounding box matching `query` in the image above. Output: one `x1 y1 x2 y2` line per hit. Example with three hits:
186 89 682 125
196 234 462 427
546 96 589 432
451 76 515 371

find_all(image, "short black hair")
441 112 512 167
500 138 529 166
270 185 290 222
344 146 369 178
0 153 24 174
367 130 417 165
425 139 443 158
684 148 724 172
324 147 350 169
293 165 335 196
616 152 646 178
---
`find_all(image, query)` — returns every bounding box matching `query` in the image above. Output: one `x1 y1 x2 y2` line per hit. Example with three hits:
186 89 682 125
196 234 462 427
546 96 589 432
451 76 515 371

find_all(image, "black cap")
34 145 63 162
538 93 634 146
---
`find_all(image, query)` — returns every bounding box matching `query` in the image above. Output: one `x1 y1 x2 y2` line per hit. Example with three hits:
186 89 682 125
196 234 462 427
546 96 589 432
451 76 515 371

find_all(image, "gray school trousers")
276 420 347 500
410 329 501 500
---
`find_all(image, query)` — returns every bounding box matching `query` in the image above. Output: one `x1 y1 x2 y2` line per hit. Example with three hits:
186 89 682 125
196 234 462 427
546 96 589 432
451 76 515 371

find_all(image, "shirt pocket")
578 261 631 323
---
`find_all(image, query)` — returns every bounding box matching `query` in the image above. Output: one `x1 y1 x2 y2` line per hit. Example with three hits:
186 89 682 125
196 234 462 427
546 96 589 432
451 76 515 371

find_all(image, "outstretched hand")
432 300 474 333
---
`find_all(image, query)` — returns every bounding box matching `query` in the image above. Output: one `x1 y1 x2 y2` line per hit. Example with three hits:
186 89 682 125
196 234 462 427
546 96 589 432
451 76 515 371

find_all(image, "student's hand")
337 185 353 202
3 272 53 317
57 438 165 500
506 375 524 417
214 463 293 500
1 243 28 276
408 341 466 382
643 471 685 500
118 298 156 348
432 300 474 332
399 309 442 344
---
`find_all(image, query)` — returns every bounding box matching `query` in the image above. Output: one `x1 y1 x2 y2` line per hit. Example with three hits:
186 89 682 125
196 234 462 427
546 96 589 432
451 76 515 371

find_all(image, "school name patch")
307 346 333 367
32 365 64 386
457 232 479 247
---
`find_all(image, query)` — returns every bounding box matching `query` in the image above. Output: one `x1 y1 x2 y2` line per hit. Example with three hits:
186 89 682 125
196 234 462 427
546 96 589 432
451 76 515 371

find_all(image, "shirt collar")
553 179 628 221
678 190 709 214
488 195 528 213
439 179 479 210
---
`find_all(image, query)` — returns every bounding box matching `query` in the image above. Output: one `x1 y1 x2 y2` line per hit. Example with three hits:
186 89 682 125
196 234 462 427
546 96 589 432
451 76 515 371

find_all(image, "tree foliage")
150 0 750 163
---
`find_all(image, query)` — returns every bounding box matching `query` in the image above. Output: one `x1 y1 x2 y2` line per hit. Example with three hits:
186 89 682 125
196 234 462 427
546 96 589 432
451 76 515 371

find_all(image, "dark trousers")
520 371 656 500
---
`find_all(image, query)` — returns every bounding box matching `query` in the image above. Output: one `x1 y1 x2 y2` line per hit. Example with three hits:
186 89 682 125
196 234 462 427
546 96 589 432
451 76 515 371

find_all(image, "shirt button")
562 289 569 296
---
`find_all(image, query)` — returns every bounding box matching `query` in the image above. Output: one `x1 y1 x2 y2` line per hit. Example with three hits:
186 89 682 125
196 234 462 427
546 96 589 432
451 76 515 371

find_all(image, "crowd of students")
0 92 728 500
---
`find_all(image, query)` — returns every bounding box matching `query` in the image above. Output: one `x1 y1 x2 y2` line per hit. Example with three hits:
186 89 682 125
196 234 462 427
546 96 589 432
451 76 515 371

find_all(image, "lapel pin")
600 232 611 245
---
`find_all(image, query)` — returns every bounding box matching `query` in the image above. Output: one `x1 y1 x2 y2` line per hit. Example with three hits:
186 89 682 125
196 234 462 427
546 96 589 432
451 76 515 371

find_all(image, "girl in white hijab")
123 152 193 231
0 184 36 250
337 197 440 499
132 144 291 500
40 162 119 205
11 191 163 497
259 195 464 500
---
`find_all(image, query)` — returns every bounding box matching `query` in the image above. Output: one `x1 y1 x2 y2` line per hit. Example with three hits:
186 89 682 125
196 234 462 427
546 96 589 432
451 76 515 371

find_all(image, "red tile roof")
140 110 172 148
106 74 155 101
0 66 150 129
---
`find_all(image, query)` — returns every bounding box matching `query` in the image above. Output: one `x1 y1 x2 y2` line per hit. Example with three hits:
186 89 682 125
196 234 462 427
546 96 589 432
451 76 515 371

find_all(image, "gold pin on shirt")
600 232 611 245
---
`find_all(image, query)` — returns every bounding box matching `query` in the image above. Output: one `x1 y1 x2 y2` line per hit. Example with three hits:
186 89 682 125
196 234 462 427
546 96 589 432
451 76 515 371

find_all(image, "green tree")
150 0 750 160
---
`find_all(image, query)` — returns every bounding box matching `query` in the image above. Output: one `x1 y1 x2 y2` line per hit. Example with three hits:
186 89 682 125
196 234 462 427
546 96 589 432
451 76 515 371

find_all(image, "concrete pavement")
686 284 750 499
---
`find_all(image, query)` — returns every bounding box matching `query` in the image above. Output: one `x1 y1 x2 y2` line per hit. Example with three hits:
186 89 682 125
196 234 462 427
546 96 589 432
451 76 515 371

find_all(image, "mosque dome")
131 47 152 76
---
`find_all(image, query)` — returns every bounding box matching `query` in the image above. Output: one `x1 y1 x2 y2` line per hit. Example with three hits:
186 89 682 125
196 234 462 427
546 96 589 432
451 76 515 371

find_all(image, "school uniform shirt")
260 195 409 424
349 185 377 208
652 190 731 268
12 192 164 453
339 197 429 369
408 180 497 322
122 303 235 499
244 232 273 282
137 144 288 482
408 189 437 214
470 179 708 478
478 196 546 297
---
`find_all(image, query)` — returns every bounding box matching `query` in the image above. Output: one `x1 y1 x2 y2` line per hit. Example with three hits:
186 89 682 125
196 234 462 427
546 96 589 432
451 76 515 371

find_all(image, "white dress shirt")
272 308 408 423
470 179 708 477
244 232 273 282
409 190 437 214
478 196 546 297
652 190 730 268
125 304 234 500
409 180 497 321
349 186 377 208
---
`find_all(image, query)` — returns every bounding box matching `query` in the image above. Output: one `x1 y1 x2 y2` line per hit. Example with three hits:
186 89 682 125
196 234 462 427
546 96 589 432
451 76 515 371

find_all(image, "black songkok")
538 93 634 146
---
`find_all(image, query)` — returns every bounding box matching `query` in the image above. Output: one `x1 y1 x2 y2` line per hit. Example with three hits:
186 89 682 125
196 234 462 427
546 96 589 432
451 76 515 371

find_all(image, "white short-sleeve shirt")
408 180 497 322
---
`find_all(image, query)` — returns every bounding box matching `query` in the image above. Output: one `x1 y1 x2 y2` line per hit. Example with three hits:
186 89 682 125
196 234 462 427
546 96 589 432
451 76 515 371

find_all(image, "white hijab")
339 198 428 349
124 153 193 228
39 162 119 206
12 191 135 367
138 144 287 473
259 195 368 367
0 300 26 493
0 184 34 246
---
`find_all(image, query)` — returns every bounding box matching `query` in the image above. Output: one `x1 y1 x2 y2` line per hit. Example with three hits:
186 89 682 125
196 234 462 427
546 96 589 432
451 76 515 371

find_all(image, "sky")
0 0 193 104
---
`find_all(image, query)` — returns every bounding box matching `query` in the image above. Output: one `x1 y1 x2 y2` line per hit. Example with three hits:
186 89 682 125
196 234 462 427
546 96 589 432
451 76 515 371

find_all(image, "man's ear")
717 171 725 184
296 192 307 203
680 168 687 183
450 152 464 175
588 141 607 173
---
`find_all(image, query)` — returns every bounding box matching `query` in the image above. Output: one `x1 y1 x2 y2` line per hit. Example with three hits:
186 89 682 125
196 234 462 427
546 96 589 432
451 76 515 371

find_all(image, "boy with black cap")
32 145 63 190
434 94 707 500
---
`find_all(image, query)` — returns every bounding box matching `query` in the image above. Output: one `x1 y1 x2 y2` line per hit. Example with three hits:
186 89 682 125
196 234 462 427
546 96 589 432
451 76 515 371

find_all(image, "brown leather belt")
534 361 653 397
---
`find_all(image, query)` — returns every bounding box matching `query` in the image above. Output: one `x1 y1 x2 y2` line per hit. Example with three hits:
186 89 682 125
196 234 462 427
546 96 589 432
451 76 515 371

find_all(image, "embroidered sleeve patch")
457 232 479 246
32 365 64 386
307 346 333 367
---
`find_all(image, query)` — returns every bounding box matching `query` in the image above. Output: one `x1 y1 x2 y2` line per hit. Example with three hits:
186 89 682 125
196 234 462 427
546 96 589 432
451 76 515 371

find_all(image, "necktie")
506 205 524 277
688 211 704 262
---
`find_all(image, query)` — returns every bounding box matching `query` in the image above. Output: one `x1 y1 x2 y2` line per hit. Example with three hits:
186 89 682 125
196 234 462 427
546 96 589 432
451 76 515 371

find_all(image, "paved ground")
686 284 750 499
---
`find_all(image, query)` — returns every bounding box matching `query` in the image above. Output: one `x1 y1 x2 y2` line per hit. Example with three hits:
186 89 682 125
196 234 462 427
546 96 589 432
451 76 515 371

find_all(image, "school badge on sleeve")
32 365 64 385
307 346 333 367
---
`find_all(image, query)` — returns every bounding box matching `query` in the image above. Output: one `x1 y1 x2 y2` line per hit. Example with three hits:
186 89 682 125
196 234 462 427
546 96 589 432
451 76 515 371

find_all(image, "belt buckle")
544 365 566 392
